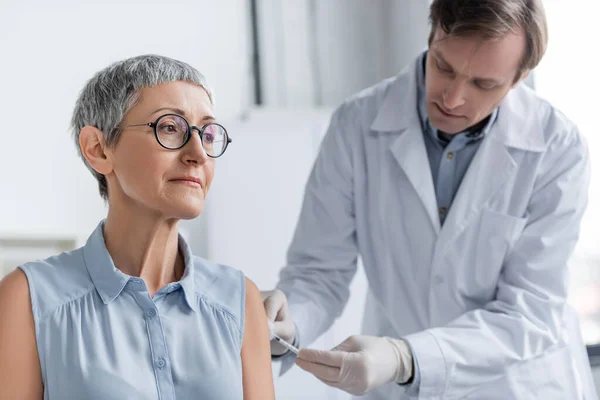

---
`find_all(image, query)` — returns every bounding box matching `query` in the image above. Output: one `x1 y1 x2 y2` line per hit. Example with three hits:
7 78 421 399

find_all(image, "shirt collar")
83 220 199 313
416 51 498 145
177 233 199 313
371 52 545 152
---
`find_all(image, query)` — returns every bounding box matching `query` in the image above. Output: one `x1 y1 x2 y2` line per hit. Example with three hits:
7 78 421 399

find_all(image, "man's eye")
476 81 496 90
436 60 452 74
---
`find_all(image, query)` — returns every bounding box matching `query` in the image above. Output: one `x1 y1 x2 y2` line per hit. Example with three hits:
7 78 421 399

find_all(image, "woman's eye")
203 133 214 143
160 124 178 133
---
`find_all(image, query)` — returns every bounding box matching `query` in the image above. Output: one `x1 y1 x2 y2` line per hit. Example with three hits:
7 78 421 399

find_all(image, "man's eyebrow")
432 49 503 84
432 50 451 68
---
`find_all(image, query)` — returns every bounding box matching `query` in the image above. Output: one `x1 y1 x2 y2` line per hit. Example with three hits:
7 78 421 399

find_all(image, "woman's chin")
160 200 205 220
174 205 204 220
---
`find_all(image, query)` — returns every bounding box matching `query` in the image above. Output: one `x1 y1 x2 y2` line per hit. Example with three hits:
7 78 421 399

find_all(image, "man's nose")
443 81 466 110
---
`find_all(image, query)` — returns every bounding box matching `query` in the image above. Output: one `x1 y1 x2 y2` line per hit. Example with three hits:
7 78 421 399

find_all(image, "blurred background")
0 0 598 398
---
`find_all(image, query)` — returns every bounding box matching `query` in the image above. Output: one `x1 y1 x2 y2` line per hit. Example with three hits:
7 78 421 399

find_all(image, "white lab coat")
277 56 598 399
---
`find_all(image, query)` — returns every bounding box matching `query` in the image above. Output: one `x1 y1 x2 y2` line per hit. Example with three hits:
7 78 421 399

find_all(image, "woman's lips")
170 177 203 188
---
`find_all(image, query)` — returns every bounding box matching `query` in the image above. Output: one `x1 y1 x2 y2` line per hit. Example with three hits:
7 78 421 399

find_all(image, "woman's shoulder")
189 255 246 321
190 255 245 283
0 268 31 312
18 247 95 320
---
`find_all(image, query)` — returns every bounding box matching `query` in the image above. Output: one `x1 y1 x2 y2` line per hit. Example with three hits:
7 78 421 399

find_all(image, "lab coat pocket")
461 347 577 400
506 346 579 399
461 376 511 400
472 209 527 297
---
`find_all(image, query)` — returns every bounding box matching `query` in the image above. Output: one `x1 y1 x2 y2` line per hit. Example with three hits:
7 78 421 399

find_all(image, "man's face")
425 27 528 134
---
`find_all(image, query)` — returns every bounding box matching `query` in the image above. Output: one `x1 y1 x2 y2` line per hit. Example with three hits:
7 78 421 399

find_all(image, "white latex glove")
261 289 296 356
295 335 414 396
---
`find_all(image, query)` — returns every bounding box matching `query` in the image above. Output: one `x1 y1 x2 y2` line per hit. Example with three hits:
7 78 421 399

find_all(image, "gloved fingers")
270 340 292 356
297 348 346 367
296 358 341 382
260 290 273 301
332 335 363 352
272 320 295 341
316 378 366 397
317 377 338 386
262 290 287 322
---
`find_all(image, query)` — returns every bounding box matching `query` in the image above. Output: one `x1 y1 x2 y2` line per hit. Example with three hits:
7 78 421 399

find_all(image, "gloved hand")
295 335 414 396
261 289 296 356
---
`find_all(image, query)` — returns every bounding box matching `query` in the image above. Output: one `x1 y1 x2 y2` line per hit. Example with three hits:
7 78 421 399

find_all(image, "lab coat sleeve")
403 127 591 399
400 343 421 396
276 103 359 353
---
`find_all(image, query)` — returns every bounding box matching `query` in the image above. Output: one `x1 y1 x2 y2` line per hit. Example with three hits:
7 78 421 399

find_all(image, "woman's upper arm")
241 277 275 400
0 269 43 399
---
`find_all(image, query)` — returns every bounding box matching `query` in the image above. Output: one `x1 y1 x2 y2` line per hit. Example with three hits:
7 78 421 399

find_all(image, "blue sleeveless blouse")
19 221 246 400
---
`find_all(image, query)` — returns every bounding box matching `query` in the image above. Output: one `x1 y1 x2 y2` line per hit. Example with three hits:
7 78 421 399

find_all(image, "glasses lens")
156 115 188 149
202 124 227 157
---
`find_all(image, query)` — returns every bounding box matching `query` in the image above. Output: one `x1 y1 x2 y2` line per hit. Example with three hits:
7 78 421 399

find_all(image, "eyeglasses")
126 113 232 158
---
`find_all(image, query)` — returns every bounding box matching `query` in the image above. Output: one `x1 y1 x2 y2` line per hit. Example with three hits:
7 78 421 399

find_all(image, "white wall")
256 0 318 106
0 0 252 240
204 107 369 400
312 0 429 106
257 0 430 107
535 0 600 350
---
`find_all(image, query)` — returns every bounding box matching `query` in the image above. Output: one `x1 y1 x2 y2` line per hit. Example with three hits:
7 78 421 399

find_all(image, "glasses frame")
127 113 232 158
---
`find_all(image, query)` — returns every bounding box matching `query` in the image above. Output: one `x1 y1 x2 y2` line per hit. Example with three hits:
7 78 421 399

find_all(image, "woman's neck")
103 203 184 296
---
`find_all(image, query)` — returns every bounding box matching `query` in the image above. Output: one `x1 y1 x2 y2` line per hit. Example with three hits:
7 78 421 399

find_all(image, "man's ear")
513 69 531 89
79 126 113 175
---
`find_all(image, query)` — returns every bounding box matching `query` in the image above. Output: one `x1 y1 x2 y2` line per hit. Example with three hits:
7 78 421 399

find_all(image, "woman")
0 55 275 399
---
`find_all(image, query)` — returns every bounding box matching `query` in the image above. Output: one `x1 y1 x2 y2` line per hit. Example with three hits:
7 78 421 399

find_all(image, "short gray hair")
71 54 213 200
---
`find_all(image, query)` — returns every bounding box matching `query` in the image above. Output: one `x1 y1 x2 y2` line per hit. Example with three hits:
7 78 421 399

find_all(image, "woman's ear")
79 126 113 175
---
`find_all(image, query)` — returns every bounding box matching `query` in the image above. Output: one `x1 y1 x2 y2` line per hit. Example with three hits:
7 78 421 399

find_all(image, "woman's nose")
181 132 209 165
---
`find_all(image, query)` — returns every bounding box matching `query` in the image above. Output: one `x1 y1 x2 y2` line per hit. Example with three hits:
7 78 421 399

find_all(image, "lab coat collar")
492 86 546 152
370 58 419 133
371 54 546 153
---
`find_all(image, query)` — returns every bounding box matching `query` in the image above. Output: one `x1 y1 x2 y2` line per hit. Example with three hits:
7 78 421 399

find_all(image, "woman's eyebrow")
151 107 216 122
152 107 187 116
200 115 216 122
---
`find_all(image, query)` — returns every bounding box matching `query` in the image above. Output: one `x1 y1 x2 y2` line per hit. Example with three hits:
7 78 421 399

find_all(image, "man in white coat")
262 0 598 398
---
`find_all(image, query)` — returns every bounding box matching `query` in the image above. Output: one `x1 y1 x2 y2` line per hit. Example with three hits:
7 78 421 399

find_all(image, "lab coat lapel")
436 85 546 250
436 131 516 249
371 60 441 234
389 128 441 234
